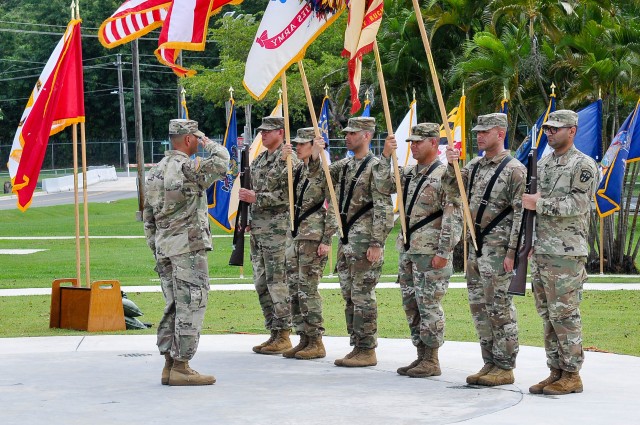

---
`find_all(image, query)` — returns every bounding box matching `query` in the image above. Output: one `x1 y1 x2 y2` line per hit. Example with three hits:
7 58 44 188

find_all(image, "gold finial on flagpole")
70 1 75 19
229 86 234 100
278 87 283 100
324 84 329 97
550 83 556 96
598 87 602 100
462 83 465 97
76 0 80 19
365 90 370 102
503 85 507 100
413 88 416 101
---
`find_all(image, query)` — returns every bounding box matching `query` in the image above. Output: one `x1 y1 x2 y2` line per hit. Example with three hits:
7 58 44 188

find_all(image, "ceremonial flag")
207 98 239 231
318 95 332 164
500 98 509 149
438 95 466 162
250 99 283 162
573 99 603 161
515 94 556 167
391 99 418 212
342 0 384 113
596 100 640 217
7 20 85 211
98 0 169 48
243 1 345 100
361 98 371 117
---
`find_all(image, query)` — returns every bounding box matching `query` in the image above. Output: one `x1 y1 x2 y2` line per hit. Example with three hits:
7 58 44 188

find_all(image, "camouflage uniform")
444 113 526 371
250 117 300 331
144 119 229 361
287 128 338 338
532 111 599 373
329 117 395 349
389 123 463 350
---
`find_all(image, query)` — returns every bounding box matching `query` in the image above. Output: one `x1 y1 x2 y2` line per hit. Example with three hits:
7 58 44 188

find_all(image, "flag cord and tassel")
373 41 407 243
411 0 477 251
281 73 296 231
297 60 343 238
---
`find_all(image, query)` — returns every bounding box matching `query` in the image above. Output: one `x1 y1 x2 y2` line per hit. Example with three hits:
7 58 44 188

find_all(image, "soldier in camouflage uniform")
280 128 338 360
383 123 463 378
317 117 395 367
445 113 526 386
522 110 598 395
144 119 229 386
239 116 300 354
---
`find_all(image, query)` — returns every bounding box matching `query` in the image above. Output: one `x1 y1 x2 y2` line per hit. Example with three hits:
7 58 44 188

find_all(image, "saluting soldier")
316 117 394 367
445 113 526 386
384 123 463 378
280 128 338 360
239 116 300 355
522 110 598 395
144 119 229 386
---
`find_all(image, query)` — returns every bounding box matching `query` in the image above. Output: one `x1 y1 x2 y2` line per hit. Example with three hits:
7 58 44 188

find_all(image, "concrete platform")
0 335 637 424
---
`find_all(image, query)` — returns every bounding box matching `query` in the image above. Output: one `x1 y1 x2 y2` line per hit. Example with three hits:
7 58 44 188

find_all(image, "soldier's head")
472 113 507 156
406 123 440 165
169 119 205 156
292 127 315 161
542 110 578 154
343 117 375 156
256 117 285 152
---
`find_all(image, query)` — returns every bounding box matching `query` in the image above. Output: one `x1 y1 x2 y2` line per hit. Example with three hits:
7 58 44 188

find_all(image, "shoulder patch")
579 169 593 183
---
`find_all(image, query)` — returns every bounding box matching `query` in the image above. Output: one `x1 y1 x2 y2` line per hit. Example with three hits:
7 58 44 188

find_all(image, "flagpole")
411 0 477 251
72 123 82 286
81 122 91 286
599 217 604 275
297 60 343 238
281 73 295 231
373 40 408 243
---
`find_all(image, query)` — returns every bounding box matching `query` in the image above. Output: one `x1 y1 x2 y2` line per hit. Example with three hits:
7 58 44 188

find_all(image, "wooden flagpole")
373 41 408 243
411 0 477 250
72 123 82 285
281 73 295 231
600 217 604 275
81 122 91 286
297 60 343 238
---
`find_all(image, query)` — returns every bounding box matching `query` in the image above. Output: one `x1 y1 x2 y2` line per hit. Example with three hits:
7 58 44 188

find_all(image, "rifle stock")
229 146 250 267
508 145 538 296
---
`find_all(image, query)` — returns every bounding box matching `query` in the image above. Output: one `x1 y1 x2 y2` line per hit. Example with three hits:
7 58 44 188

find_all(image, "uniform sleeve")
182 140 230 191
443 161 470 201
437 170 463 259
142 197 156 253
507 165 527 254
536 159 598 217
254 154 299 210
371 158 395 246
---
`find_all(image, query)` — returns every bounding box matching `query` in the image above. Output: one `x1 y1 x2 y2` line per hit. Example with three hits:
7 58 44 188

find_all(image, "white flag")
391 100 417 213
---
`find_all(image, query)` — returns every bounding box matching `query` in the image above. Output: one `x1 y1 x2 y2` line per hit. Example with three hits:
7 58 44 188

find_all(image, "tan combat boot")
397 344 426 376
407 347 442 378
168 360 216 386
334 347 360 366
161 353 174 385
342 348 377 367
542 370 583 395
529 368 562 394
477 366 515 386
252 330 277 353
260 329 292 354
283 334 309 358
296 335 326 360
466 363 495 385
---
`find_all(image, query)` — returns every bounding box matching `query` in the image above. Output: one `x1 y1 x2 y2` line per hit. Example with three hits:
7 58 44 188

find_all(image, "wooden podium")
50 278 126 332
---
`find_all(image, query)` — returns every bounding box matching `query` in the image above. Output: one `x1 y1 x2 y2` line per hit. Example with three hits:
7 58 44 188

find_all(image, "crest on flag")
438 96 465 162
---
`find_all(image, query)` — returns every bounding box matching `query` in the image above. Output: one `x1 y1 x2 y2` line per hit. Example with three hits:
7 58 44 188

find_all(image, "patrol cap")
293 127 315 144
406 123 440 141
342 117 376 133
256 116 285 131
168 119 205 138
544 110 578 128
471 113 507 131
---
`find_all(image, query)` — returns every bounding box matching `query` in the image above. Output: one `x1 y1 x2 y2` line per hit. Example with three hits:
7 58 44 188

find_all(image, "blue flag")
515 95 556 167
575 99 603 161
318 95 332 162
500 99 509 149
596 100 640 217
361 99 371 117
207 99 239 232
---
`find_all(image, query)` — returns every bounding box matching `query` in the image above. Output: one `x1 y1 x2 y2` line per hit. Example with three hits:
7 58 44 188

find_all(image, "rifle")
229 141 251 267
508 135 538 296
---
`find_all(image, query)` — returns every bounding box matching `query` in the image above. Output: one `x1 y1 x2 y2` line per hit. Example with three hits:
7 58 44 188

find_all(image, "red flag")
342 0 383 114
7 20 85 211
98 0 170 48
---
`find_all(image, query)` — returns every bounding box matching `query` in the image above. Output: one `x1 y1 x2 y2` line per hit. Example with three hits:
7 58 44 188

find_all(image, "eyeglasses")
260 129 276 134
542 126 573 135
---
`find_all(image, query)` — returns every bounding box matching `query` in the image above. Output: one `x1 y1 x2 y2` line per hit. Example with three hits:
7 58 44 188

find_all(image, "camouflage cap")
545 109 578 127
471 113 507 131
293 127 315 144
342 117 376 133
406 122 440 141
256 116 285 131
168 119 205 137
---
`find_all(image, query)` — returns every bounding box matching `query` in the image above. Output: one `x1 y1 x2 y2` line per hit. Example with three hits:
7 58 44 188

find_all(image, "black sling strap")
402 161 443 250
291 166 325 238
339 155 374 244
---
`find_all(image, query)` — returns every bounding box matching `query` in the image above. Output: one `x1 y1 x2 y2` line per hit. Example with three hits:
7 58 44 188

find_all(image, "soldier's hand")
198 136 210 147
431 255 448 269
445 147 460 164
311 137 324 158
317 243 330 257
503 256 515 273
522 193 541 210
238 188 257 204
382 135 397 158
366 246 383 263
528 247 534 259
281 143 293 161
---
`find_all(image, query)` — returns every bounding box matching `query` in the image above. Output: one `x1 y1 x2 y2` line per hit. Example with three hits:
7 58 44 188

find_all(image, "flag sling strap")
402 161 443 251
339 155 374 244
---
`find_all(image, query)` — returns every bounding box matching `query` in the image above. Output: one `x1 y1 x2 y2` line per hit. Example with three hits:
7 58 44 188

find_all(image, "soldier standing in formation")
144 119 229 386
239 116 300 355
522 110 598 395
445 113 526 386
316 117 394 367
280 128 338 360
383 123 463 378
